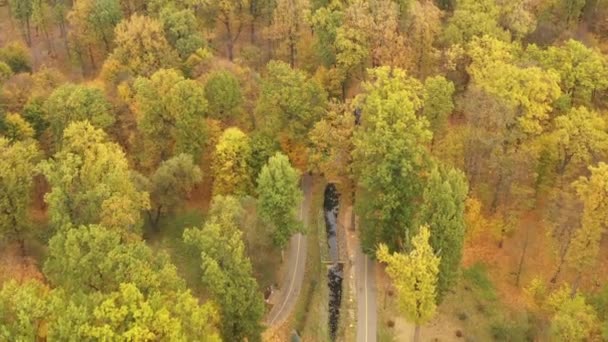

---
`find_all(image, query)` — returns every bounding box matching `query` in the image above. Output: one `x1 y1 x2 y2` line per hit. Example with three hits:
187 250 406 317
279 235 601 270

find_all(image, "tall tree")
377 226 440 342
129 68 208 170
202 0 247 61
44 83 114 144
38 121 149 233
68 0 122 54
422 76 455 140
9 0 34 45
212 127 252 196
183 196 264 341
107 15 179 77
565 163 608 291
266 0 306 67
256 152 302 250
142 153 203 228
406 0 443 77
352 67 431 252
0 138 40 256
418 165 468 301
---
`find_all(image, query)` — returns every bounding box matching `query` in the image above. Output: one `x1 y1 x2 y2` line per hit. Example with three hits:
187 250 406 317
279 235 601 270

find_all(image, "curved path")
265 174 312 327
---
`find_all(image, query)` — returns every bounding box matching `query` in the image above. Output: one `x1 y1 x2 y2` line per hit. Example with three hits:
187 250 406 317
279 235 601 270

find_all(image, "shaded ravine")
324 184 343 341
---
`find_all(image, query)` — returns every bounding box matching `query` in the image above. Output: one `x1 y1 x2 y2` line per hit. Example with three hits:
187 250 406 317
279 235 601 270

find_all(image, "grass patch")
294 177 330 341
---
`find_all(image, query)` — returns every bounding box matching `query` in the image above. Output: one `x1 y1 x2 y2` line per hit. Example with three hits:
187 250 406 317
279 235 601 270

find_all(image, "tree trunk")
88 44 96 70
515 226 530 287
414 325 421 342
19 237 27 257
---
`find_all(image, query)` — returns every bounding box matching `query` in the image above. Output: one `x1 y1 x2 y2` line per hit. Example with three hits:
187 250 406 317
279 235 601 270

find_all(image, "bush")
462 263 496 301
0 42 32 73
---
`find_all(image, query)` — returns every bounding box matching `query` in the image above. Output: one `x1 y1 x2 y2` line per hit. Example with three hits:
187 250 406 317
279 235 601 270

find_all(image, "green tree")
256 152 302 250
38 121 149 233
67 0 122 54
418 165 468 301
443 0 508 45
0 138 40 255
422 76 455 139
44 83 114 143
3 113 35 142
9 0 34 45
377 226 440 342
212 127 252 196
311 3 343 67
204 70 243 120
183 196 264 341
527 40 608 107
352 67 431 252
159 5 205 58
256 61 327 140
144 153 203 227
108 14 179 77
0 280 48 340
130 68 207 170
546 285 598 341
44 224 185 294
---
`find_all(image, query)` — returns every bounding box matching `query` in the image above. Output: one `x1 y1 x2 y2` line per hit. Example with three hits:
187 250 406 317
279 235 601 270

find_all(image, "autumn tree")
546 285 598 341
419 165 468 299
68 0 122 54
38 121 149 233
204 70 243 120
183 196 264 341
310 2 343 67
0 138 40 256
43 225 221 340
44 83 114 144
255 60 327 159
565 163 608 291
443 0 508 45
308 101 355 180
212 127 252 196
0 280 48 340
9 0 34 45
128 68 207 170
107 14 179 77
257 152 303 250
527 40 608 107
3 113 35 142
406 0 443 77
0 41 32 73
266 0 306 67
142 153 203 227
202 0 247 61
377 226 440 342
352 67 431 252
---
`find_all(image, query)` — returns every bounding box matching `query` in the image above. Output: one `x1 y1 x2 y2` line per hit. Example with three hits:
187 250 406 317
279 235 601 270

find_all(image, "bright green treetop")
443 0 509 45
257 152 303 249
0 280 48 341
546 285 598 341
422 76 455 136
44 83 114 143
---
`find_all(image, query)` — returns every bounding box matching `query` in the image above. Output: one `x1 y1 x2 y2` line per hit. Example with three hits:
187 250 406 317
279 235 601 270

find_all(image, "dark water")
323 184 343 341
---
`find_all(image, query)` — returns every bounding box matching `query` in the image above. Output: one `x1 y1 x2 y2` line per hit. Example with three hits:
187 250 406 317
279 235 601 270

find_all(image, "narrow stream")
323 184 343 341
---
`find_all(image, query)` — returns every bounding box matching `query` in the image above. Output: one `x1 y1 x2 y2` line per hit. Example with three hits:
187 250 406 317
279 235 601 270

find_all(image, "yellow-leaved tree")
377 226 440 342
